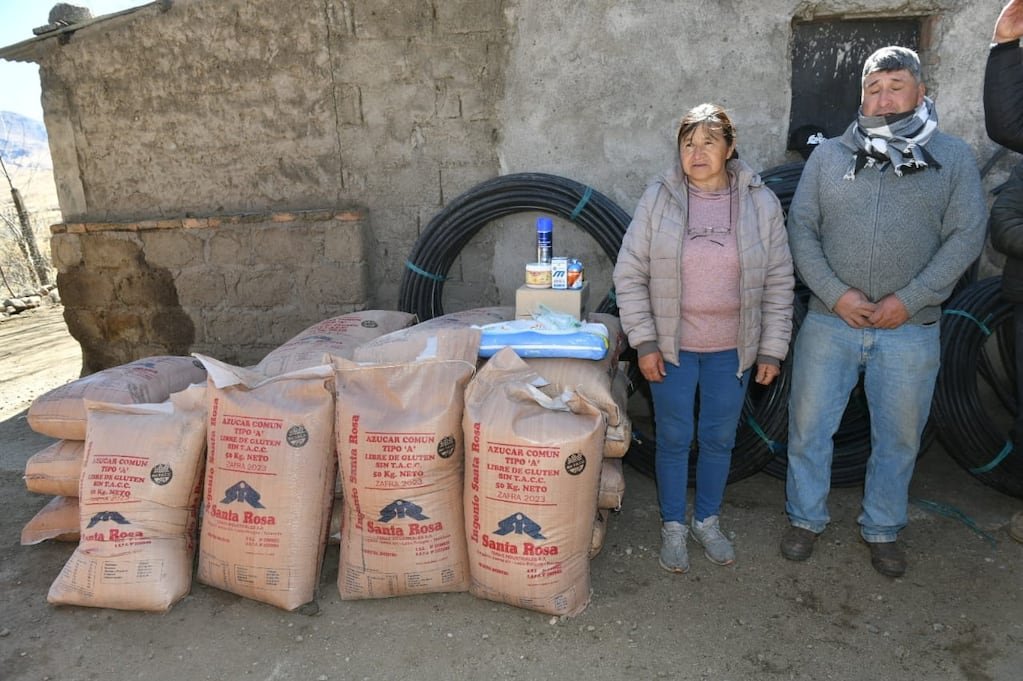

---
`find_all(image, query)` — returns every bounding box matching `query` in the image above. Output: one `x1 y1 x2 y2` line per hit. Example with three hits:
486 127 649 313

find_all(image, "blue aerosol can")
536 216 553 264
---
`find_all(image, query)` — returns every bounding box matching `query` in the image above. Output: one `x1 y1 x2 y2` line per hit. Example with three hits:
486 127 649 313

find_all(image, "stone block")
323 217 367 264
62 307 102 343
80 232 143 271
116 268 181 307
232 267 294 307
56 268 117 310
50 233 83 270
359 83 436 129
141 229 206 269
175 268 233 308
251 224 324 266
209 227 251 266
434 0 503 33
303 262 369 306
335 83 364 127
149 306 199 350
103 308 145 345
351 2 433 39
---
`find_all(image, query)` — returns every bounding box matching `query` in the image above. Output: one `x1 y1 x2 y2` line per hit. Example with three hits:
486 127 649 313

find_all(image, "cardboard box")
515 282 589 320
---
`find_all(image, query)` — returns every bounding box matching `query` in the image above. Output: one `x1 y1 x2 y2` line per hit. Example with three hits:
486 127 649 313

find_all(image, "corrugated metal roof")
0 2 163 63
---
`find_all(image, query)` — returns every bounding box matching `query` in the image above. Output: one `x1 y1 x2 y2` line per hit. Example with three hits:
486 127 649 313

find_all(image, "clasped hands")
833 288 909 329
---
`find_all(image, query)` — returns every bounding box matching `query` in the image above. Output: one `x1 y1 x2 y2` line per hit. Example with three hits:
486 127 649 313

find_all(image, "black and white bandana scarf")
844 96 941 180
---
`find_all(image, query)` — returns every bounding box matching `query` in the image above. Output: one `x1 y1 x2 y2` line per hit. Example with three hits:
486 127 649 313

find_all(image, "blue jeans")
650 349 750 523
785 312 940 542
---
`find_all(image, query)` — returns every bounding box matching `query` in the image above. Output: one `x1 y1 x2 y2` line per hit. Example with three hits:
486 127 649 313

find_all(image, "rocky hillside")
0 111 50 165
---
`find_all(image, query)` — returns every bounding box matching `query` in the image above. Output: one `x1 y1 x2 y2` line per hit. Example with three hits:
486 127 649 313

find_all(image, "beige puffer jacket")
613 158 794 374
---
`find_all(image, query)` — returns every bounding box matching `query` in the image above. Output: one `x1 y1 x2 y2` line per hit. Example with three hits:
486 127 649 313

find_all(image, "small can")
525 262 552 288
550 256 569 290
567 259 584 289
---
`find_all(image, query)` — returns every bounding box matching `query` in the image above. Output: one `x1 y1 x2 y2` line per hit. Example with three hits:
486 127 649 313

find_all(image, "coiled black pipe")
932 276 1023 499
398 172 630 319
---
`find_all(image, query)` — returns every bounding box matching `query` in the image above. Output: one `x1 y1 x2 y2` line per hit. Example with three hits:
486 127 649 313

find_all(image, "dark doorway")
788 18 921 156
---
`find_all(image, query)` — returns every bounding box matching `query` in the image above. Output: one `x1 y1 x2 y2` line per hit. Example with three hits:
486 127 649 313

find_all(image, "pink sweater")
679 183 740 352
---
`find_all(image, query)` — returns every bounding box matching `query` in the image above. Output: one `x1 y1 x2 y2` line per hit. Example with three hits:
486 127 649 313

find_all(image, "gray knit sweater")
788 125 987 325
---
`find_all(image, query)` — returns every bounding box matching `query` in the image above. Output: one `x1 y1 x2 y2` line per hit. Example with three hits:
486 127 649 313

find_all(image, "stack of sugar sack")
332 325 480 599
463 348 604 617
518 313 631 558
47 384 207 611
195 356 336 611
253 310 417 377
22 356 208 545
251 309 417 546
21 441 84 545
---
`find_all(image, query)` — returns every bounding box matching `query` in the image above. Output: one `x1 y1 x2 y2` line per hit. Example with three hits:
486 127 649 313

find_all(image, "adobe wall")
50 209 368 372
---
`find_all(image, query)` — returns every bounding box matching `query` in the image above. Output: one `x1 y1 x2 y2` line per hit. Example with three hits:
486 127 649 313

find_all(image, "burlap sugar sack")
413 306 514 331
352 324 482 365
603 364 632 458
46 385 207 611
464 347 604 617
28 356 207 440
254 310 417 377
597 457 625 511
333 350 476 600
195 356 335 611
589 508 610 560
21 496 80 545
24 440 85 497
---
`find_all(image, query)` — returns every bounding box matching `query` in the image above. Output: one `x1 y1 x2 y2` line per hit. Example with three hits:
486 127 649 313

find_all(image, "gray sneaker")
659 521 689 573
691 515 735 566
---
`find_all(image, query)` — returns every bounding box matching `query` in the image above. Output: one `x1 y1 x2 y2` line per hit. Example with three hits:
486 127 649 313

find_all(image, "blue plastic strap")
942 308 993 335
969 440 1014 474
404 260 446 282
569 186 593 221
910 497 998 548
745 415 782 454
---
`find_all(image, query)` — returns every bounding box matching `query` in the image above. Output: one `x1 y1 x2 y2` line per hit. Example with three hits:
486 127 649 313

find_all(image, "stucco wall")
4 0 1012 367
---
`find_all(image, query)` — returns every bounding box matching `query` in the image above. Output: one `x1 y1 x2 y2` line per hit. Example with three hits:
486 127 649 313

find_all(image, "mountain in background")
0 111 58 216
1 111 51 168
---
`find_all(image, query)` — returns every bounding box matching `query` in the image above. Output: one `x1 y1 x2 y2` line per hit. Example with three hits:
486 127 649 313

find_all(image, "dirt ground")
0 305 1021 681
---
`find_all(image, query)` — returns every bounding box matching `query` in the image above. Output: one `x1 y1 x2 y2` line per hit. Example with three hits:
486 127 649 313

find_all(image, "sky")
0 0 142 121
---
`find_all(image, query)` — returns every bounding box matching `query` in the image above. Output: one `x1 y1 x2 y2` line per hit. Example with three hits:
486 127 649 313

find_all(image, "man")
985 0 1023 544
782 46 987 577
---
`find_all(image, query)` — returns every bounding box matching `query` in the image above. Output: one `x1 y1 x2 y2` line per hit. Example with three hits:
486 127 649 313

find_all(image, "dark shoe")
867 540 906 577
780 526 818 561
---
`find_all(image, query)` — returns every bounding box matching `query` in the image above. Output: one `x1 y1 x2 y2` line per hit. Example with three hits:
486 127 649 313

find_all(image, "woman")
613 104 794 572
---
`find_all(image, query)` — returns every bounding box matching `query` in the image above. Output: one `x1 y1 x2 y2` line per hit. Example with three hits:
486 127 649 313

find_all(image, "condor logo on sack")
494 512 545 540
368 499 444 536
378 499 429 522
83 511 145 542
216 480 277 526
483 512 559 555
86 510 130 528
220 480 265 508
